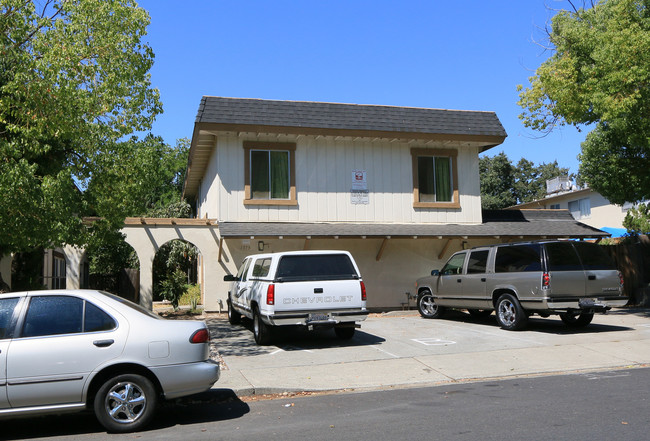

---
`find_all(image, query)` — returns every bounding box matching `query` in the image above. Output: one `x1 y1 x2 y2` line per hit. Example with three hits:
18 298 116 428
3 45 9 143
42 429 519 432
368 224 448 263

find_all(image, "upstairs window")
411 148 459 208
244 141 296 206
568 197 590 219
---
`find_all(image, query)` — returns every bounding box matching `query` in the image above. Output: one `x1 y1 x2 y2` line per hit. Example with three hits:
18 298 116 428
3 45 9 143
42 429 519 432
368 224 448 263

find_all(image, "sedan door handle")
93 339 114 348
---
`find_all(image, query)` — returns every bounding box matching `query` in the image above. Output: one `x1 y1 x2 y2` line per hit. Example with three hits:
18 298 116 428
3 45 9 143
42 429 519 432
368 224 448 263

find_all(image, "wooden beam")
438 239 453 260
304 238 310 250
376 238 389 262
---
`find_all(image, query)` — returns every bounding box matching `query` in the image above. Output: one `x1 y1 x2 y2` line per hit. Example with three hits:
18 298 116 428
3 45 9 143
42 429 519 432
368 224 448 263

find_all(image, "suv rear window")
573 242 617 270
276 254 358 281
545 242 583 271
495 244 541 272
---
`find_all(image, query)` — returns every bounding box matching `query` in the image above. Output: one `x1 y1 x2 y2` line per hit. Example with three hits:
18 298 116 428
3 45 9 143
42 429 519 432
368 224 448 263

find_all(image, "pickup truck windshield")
275 254 358 281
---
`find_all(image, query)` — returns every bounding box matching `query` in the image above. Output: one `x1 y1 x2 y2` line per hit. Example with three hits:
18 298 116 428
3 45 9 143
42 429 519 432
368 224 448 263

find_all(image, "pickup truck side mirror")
223 274 239 282
431 269 440 276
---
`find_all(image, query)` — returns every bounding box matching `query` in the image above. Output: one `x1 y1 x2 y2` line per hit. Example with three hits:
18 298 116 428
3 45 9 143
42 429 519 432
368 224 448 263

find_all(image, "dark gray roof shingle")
217 210 608 239
196 97 507 138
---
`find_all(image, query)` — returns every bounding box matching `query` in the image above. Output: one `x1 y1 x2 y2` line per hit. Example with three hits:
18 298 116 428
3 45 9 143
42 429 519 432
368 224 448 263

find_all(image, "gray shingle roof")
196 96 507 139
217 210 608 239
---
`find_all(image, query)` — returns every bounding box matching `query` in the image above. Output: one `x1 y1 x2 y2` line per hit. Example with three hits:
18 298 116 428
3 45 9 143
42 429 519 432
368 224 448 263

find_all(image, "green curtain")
417 157 435 202
435 157 452 202
251 151 269 198
270 151 289 199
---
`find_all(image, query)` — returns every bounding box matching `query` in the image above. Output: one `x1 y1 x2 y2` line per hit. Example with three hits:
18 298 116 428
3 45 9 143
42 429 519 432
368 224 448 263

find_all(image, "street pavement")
206 308 650 397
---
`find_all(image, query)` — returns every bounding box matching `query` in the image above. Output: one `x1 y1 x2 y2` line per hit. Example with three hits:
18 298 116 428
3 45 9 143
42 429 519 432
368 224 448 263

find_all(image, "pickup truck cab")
415 240 627 330
224 250 368 344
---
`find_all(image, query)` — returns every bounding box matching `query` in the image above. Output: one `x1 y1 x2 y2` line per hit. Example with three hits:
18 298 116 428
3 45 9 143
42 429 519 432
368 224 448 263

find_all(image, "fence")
603 235 650 306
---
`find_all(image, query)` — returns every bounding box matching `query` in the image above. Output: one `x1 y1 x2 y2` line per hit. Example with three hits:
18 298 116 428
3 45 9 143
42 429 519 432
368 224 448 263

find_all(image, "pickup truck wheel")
253 308 272 345
560 311 594 327
495 294 528 331
334 327 355 339
417 290 445 319
227 298 241 325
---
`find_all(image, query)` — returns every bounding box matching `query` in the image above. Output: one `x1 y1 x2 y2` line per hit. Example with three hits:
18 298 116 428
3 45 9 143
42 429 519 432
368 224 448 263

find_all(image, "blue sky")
138 0 585 175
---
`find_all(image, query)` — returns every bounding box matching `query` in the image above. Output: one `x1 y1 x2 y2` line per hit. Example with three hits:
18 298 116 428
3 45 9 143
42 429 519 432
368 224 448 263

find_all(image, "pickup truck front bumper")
265 309 369 327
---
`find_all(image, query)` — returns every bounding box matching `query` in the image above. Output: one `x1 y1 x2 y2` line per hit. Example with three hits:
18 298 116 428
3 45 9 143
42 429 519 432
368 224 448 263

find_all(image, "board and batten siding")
197 133 483 224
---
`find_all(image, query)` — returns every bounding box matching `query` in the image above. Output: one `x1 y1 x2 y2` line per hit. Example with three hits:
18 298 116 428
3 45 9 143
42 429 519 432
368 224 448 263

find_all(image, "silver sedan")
0 289 219 432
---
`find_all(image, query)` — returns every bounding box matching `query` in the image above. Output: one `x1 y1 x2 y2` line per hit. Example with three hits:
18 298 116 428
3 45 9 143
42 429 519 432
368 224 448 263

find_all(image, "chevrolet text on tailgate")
224 250 368 344
415 240 627 331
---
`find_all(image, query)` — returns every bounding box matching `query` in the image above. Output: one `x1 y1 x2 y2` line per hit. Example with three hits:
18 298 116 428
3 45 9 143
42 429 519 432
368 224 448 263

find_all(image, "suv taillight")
360 281 367 301
542 272 550 289
190 328 210 344
267 284 275 305
619 271 624 288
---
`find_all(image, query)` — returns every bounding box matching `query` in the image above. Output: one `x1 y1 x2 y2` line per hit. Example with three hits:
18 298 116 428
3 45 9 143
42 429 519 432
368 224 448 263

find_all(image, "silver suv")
415 241 627 330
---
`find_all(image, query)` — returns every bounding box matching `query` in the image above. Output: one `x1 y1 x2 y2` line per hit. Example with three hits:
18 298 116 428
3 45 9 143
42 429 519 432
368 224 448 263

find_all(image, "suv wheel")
560 311 594 327
417 290 445 319
495 294 528 331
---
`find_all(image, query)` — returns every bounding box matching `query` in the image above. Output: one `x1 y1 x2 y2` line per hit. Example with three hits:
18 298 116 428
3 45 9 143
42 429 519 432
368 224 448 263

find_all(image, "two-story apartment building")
142 96 606 311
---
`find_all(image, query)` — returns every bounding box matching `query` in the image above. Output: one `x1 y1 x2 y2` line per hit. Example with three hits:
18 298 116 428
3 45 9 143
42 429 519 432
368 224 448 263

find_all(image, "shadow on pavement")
427 309 634 334
1 389 249 440
208 316 385 356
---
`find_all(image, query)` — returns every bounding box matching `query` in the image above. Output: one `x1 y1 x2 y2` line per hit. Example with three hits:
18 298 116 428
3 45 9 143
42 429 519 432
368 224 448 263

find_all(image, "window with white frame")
550 203 561 210
568 197 591 219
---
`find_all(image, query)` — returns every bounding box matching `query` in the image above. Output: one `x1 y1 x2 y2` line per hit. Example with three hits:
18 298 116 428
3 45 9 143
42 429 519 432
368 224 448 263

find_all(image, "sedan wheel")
417 290 445 319
495 294 528 331
94 374 157 433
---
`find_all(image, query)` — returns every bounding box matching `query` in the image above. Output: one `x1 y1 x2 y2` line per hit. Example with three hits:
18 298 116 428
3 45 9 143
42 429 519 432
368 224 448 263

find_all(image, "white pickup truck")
224 250 368 344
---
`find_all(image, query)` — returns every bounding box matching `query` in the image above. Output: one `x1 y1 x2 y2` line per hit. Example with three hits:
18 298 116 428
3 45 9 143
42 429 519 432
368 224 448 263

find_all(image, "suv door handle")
588 275 596 280
481 278 487 282
93 339 114 348
456 279 462 283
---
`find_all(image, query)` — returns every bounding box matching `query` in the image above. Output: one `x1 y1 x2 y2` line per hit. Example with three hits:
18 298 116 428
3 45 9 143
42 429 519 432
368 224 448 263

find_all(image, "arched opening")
85 232 141 302
152 239 201 311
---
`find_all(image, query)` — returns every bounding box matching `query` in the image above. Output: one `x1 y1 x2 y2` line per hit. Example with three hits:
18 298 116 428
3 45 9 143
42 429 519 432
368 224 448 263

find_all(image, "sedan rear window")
276 254 358 281
0 297 20 339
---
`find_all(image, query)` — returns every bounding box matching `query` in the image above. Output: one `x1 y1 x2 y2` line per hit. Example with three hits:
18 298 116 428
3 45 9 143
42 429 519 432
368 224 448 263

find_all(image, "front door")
6 295 127 408
0 296 21 409
436 252 467 306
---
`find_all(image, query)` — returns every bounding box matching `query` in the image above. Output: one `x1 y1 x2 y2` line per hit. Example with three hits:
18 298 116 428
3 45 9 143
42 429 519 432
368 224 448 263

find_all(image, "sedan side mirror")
223 274 239 282
431 269 440 276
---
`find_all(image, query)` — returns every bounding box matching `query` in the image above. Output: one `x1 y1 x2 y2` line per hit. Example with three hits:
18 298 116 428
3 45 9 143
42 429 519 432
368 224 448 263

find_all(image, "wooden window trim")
411 148 460 209
243 141 297 206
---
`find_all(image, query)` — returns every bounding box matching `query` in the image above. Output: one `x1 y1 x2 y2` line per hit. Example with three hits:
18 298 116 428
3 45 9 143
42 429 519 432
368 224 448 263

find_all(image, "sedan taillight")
190 328 210 344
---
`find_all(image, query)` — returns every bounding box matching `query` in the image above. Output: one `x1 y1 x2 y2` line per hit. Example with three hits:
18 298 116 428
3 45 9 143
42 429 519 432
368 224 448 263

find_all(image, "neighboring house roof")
512 187 593 209
217 209 608 239
184 97 507 199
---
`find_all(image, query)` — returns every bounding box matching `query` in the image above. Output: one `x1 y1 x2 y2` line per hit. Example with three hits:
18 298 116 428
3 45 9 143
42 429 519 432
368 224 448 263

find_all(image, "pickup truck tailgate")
274 279 365 311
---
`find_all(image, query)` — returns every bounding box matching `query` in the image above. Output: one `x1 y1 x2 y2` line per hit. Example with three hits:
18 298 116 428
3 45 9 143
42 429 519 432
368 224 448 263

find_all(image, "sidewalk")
207 309 650 397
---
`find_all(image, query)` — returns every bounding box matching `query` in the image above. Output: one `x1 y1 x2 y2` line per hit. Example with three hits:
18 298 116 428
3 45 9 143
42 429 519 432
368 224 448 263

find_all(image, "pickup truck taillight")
266 284 275 305
542 272 550 289
360 281 367 301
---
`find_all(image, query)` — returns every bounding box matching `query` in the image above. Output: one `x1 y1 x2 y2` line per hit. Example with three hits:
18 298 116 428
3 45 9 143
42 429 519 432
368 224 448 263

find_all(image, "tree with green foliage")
0 0 162 258
479 153 517 209
479 152 570 209
518 0 650 228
